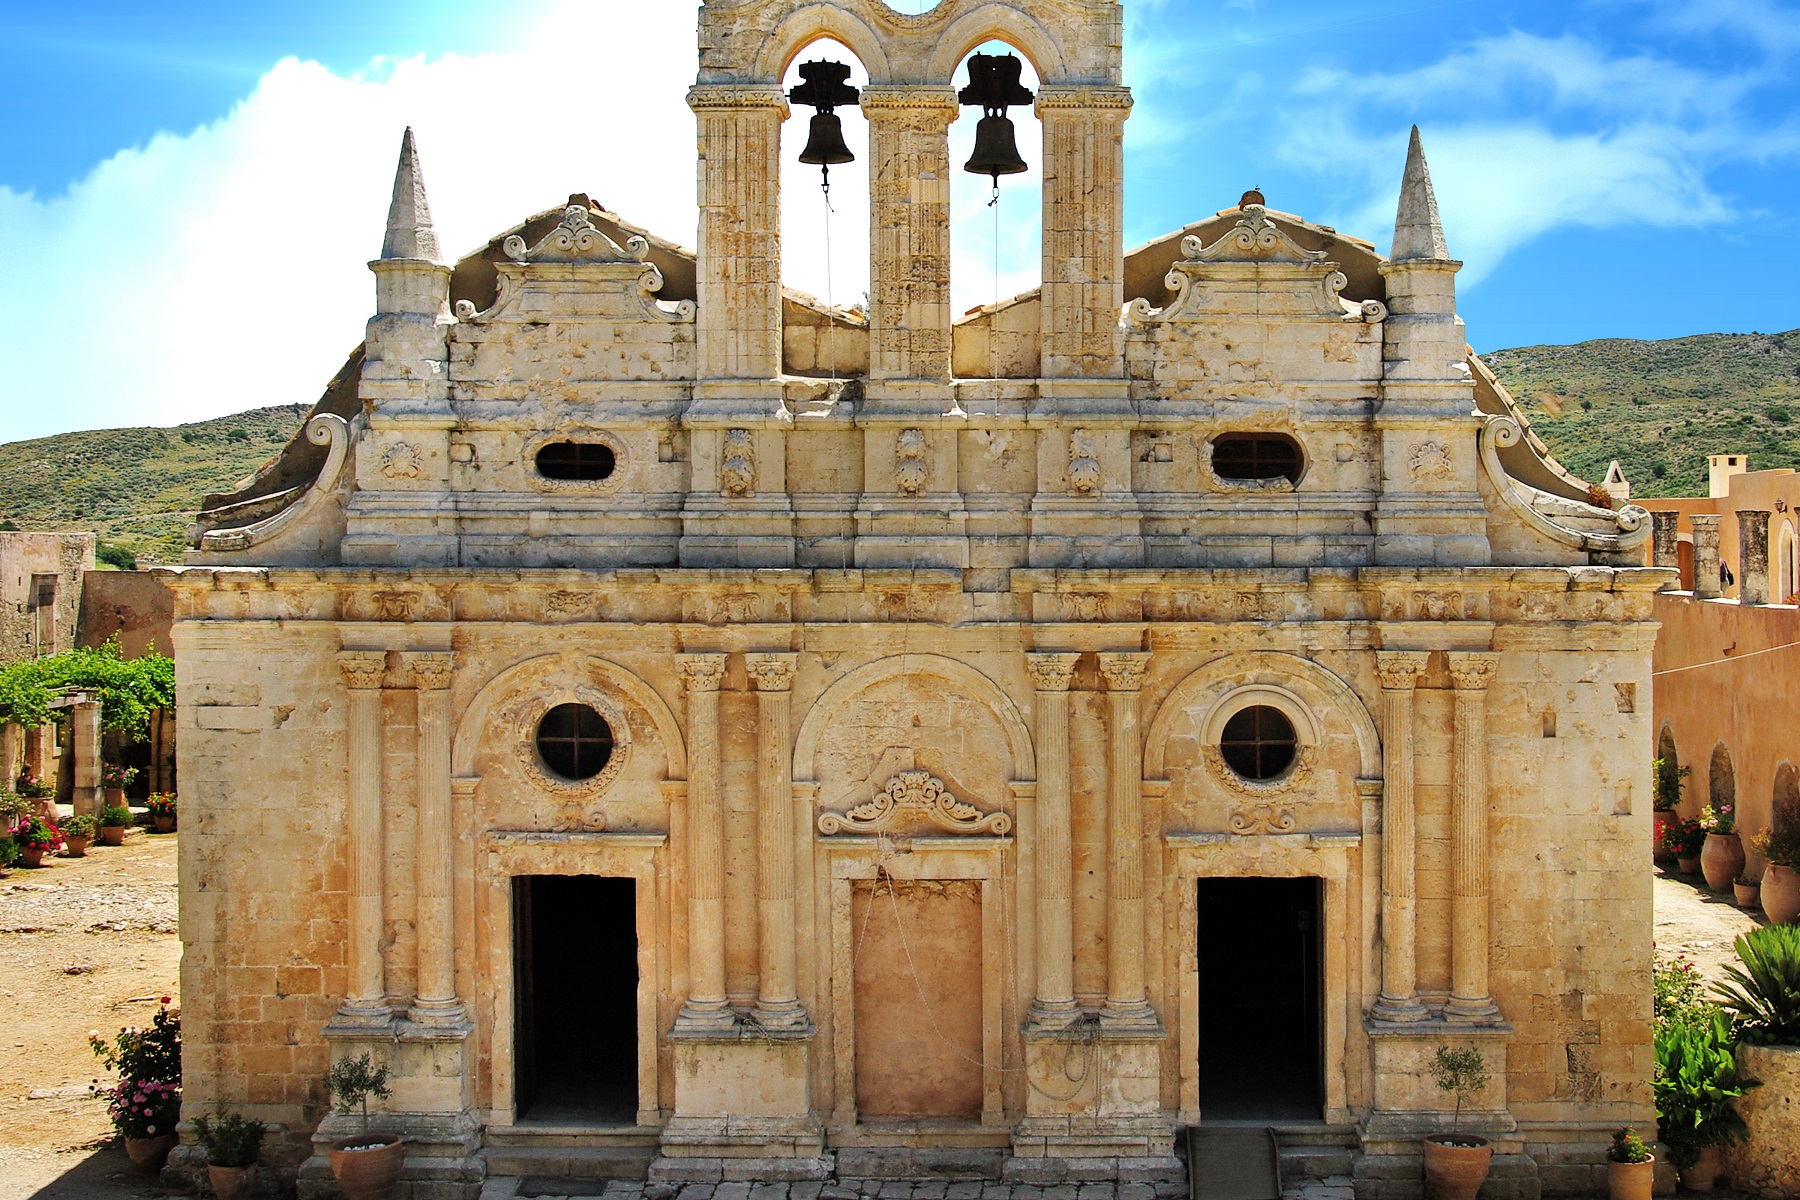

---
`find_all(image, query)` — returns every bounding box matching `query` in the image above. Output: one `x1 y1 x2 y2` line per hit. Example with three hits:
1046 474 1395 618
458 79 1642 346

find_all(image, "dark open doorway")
514 875 638 1124
1195 876 1322 1121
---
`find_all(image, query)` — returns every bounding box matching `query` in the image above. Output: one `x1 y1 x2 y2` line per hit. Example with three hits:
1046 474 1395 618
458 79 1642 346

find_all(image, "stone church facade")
165 2 1664 1195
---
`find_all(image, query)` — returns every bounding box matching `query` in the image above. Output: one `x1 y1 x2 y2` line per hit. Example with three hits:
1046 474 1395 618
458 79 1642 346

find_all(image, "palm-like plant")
1714 925 1800 1045
1653 1008 1756 1169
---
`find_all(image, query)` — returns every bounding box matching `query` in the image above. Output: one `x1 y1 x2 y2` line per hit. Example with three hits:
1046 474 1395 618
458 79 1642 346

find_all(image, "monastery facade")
165 2 1665 1196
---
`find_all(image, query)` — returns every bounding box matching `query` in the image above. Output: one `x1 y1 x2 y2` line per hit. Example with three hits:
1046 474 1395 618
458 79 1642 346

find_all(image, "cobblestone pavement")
492 1183 1357 1200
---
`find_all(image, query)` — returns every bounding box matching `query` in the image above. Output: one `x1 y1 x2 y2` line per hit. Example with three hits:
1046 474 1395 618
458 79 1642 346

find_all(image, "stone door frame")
1165 832 1359 1126
819 835 1012 1134
479 830 668 1128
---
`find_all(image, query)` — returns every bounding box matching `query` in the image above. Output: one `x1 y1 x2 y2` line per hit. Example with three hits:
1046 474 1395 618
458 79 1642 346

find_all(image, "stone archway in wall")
1656 725 1682 812
794 654 1031 1128
1710 742 1736 816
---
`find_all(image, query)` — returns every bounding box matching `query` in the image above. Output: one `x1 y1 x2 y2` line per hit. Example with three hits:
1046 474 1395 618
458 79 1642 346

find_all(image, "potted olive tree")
1606 1126 1654 1200
325 1053 404 1200
1423 1047 1493 1200
190 1108 265 1200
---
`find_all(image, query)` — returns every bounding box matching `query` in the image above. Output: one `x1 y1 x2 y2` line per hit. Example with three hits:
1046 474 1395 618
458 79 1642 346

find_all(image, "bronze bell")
799 111 854 168
965 114 1028 182
958 52 1036 186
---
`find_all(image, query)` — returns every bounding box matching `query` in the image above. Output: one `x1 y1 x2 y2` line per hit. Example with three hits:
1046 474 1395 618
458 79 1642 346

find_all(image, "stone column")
746 652 807 1031
688 85 786 386
1036 88 1133 380
1372 651 1429 1023
1651 511 1681 571
1692 513 1723 599
1739 510 1771 606
676 654 734 1030
862 86 959 387
1098 652 1155 1027
405 651 463 1026
1444 652 1502 1024
336 651 391 1023
0 723 19 789
1026 652 1081 1026
70 698 102 819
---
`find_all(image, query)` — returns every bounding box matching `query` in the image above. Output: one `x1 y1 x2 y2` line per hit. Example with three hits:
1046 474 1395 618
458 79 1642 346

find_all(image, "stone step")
1277 1147 1357 1182
834 1147 1006 1180
487 1126 665 1150
482 1145 659 1182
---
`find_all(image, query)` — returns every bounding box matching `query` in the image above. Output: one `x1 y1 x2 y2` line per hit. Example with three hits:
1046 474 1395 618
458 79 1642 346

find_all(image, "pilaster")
1097 652 1155 1029
1026 652 1081 1027
746 652 808 1032
1371 651 1429 1024
334 650 392 1027
404 651 464 1028
1443 651 1501 1025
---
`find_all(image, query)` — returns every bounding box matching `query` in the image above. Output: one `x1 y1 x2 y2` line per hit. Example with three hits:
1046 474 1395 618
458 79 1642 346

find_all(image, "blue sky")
1 0 1797 441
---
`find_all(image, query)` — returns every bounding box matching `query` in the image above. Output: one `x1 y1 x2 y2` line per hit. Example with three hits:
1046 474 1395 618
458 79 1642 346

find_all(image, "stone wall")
0 532 93 662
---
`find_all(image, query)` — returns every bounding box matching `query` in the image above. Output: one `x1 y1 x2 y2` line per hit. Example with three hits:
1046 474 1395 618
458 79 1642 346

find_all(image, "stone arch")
926 3 1069 83
1779 520 1798 602
1144 652 1380 781
1775 761 1800 817
1656 723 1682 808
1709 741 1736 813
451 651 686 780
793 653 1035 782
753 4 894 82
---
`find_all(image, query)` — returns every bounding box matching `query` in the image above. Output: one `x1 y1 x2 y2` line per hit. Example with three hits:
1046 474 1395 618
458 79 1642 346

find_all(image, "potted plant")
0 837 18 875
1700 803 1745 892
1653 1007 1754 1192
1714 925 1800 1195
101 762 137 809
1753 800 1800 925
1734 875 1760 910
99 804 133 846
0 789 26 835
1662 817 1706 874
1423 1046 1493 1200
191 1107 266 1200
1653 756 1689 862
325 1053 404 1200
13 814 63 867
14 769 53 800
1607 1126 1655 1200
145 792 177 833
62 813 96 857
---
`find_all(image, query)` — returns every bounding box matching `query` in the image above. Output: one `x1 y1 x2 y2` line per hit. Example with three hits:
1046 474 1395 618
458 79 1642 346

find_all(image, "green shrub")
1715 925 1800 1046
63 814 96 839
1655 953 1715 1029
191 1108 265 1168
1609 1126 1652 1164
95 542 137 571
99 805 133 828
0 839 17 870
1654 1008 1756 1168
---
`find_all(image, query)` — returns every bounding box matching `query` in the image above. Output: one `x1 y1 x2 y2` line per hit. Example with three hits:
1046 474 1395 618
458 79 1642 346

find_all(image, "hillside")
1484 329 1800 499
0 406 308 564
1 328 1797 564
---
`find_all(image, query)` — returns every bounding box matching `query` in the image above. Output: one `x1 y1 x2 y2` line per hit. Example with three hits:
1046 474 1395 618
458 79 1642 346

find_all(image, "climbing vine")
0 640 175 739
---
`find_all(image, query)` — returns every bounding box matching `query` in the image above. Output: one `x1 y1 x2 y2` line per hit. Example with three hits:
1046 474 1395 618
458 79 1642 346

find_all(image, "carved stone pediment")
1181 206 1328 265
818 771 1011 837
504 204 649 265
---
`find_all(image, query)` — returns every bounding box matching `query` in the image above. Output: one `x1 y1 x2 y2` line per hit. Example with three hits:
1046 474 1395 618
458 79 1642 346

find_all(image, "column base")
1442 995 1503 1025
749 1001 813 1035
408 998 469 1029
1098 1001 1163 1034
1025 1001 1085 1034
672 1002 741 1035
328 1002 398 1032
1369 995 1431 1024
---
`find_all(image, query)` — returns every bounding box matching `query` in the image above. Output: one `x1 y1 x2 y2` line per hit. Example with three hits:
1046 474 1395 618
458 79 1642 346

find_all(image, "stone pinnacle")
380 127 443 263
1391 125 1450 263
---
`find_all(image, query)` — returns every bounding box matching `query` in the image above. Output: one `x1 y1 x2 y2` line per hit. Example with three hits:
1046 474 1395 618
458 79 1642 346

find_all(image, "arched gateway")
166 1 1662 1195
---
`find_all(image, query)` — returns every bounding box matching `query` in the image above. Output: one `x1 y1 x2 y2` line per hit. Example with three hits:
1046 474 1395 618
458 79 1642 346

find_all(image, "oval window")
536 441 616 481
536 703 615 781
1219 705 1298 780
1211 434 1303 485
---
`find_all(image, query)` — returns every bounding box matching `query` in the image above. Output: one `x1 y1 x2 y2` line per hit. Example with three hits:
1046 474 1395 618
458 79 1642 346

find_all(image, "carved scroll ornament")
818 770 1012 836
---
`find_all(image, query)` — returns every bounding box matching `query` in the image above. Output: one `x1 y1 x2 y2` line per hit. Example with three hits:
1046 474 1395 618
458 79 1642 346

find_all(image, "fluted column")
677 654 734 1030
405 651 463 1026
1099 652 1155 1027
1372 651 1429 1023
1027 652 1081 1026
1692 513 1723 599
1444 652 1502 1024
336 651 391 1023
1037 88 1133 380
862 86 959 386
1739 510 1771 605
746 652 807 1031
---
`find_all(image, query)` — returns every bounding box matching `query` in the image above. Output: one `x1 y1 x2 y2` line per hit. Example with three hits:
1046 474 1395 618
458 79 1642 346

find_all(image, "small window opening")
1211 434 1303 485
1219 705 1298 780
536 703 615 781
537 441 616 481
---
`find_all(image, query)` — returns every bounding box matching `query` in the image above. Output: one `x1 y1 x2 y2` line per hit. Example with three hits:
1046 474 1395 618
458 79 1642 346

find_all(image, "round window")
536 441 616 481
536 703 615 781
1219 705 1298 780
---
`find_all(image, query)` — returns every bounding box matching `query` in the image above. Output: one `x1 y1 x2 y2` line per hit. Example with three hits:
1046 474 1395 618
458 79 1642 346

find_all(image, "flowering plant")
101 762 138 789
89 1000 181 1086
1700 803 1737 836
96 1076 180 1139
13 815 64 854
1661 817 1706 860
63 814 96 839
13 770 53 799
144 793 176 821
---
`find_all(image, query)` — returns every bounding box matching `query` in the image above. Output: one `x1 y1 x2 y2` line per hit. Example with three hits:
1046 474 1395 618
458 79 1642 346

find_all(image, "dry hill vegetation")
0 329 1797 564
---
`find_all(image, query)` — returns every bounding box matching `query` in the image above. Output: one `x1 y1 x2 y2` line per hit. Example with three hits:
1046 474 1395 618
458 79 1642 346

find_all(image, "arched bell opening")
948 40 1043 381
780 39 872 380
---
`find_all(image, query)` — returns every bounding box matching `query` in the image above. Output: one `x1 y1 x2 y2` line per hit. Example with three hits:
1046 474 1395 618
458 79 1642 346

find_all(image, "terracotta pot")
1676 1143 1721 1192
1734 881 1760 909
1423 1136 1492 1200
105 786 124 808
330 1135 405 1200
152 815 175 834
1762 864 1800 925
208 1162 258 1200
1654 812 1677 861
63 835 91 858
1609 1156 1656 1200
1701 833 1745 892
1677 854 1703 875
100 824 125 846
20 845 45 868
124 1133 177 1173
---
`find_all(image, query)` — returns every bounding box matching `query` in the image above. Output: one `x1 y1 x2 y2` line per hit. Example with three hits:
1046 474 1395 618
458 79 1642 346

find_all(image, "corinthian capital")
1026 652 1081 693
337 651 388 691
678 653 727 694
1373 650 1430 691
1097 652 1151 693
403 651 455 691
745 652 798 693
1445 652 1500 691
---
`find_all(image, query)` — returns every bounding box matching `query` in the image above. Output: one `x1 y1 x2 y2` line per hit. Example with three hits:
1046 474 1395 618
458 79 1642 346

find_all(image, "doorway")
514 875 638 1124
1195 876 1322 1121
